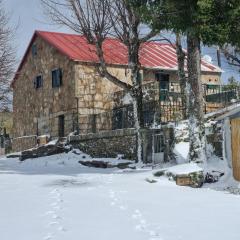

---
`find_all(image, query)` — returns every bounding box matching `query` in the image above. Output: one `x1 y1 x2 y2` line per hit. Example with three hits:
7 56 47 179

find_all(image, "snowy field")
1 152 240 240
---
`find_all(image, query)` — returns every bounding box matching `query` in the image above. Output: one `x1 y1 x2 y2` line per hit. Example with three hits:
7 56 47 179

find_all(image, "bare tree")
41 0 157 164
0 0 15 111
221 45 240 68
175 33 187 119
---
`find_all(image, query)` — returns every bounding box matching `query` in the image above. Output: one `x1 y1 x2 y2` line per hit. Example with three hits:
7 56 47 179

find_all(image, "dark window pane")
32 44 37 56
52 68 63 88
34 75 43 89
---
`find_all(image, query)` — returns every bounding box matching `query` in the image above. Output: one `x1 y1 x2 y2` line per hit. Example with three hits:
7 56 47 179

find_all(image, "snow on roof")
11 30 222 87
214 103 240 120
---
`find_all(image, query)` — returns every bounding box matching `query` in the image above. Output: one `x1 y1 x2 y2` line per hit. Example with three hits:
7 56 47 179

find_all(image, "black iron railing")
89 84 240 131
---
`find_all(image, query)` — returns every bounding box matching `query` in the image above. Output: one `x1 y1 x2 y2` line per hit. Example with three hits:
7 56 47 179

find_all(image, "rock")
78 160 133 169
115 162 133 169
157 166 205 188
145 178 158 183
188 171 204 188
79 160 109 168
6 153 22 158
153 170 166 177
20 143 70 161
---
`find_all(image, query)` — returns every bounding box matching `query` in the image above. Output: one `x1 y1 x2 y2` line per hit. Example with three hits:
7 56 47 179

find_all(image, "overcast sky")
4 0 240 83
5 0 70 59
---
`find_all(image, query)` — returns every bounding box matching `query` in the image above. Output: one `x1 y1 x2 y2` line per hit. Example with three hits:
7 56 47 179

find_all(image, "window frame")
34 75 43 89
32 44 37 57
52 68 63 88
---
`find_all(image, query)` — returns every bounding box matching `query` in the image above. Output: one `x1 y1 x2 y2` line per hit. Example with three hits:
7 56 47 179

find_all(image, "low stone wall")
68 126 175 162
69 128 137 160
12 135 37 153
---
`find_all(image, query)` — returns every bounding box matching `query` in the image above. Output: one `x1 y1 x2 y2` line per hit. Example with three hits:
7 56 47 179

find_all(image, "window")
157 74 169 90
138 71 143 81
34 75 43 89
32 44 37 57
52 68 63 88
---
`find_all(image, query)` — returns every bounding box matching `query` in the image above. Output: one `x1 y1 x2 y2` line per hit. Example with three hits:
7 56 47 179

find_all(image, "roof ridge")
36 30 172 46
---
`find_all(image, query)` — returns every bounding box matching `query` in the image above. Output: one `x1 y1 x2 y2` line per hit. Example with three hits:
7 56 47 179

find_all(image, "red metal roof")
11 30 222 87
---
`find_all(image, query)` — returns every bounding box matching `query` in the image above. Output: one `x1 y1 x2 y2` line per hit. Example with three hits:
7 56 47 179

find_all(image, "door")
231 118 240 181
156 73 169 101
152 133 165 164
58 115 65 137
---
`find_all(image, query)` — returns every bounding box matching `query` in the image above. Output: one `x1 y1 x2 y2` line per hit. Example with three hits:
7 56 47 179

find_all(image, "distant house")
11 31 222 152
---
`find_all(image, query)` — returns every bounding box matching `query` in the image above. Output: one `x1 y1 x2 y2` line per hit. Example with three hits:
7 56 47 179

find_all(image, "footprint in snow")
52 214 61 220
51 202 59 207
44 234 53 240
50 189 59 194
148 230 164 240
132 209 142 219
119 205 127 211
135 224 146 231
58 226 67 232
53 205 62 210
149 238 164 240
56 198 63 203
48 221 59 226
50 192 62 198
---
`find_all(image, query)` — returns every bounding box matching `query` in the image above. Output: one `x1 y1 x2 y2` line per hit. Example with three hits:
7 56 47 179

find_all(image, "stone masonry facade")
12 36 76 139
12 34 221 152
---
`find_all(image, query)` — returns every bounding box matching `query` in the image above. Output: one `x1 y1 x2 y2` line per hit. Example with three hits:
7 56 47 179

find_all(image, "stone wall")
69 129 137 160
75 64 131 133
143 69 221 85
12 36 76 138
12 135 37 152
68 126 175 162
37 111 77 137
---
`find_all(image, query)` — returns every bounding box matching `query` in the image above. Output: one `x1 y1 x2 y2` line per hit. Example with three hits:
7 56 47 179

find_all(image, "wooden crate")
176 175 192 186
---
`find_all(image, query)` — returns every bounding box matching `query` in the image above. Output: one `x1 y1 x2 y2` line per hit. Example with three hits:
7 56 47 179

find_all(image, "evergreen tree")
134 0 239 163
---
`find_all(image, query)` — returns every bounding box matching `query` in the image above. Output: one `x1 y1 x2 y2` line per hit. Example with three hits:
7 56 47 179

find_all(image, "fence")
88 84 240 132
203 84 240 113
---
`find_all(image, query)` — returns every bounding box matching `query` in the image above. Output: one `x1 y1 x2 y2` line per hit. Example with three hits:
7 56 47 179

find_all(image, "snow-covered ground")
1 152 240 240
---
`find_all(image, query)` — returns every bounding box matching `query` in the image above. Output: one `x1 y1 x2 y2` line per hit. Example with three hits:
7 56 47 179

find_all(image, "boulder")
154 164 204 188
20 143 71 161
79 160 109 168
79 160 133 169
6 153 22 158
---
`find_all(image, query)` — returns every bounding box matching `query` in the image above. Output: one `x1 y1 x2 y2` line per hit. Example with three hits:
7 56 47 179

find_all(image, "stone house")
11 31 222 152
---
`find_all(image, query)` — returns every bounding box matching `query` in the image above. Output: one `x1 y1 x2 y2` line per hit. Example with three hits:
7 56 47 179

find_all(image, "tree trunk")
187 33 206 163
129 41 144 165
176 33 187 119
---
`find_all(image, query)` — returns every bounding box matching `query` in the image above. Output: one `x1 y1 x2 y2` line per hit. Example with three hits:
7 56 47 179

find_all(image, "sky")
4 0 240 83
